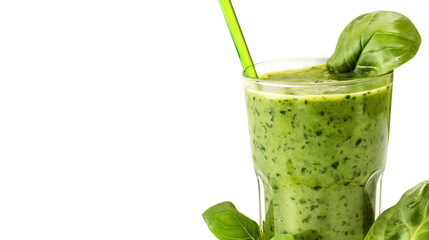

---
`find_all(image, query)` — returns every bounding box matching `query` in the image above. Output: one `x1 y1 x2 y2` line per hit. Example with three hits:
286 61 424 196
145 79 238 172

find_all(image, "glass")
243 58 393 240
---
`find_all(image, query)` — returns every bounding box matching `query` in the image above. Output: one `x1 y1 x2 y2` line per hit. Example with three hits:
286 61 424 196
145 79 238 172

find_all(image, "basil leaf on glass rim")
202 201 261 240
364 180 429 240
327 11 421 75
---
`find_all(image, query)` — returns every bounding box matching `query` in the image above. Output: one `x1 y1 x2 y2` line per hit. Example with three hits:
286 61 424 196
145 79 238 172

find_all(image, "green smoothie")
244 63 392 240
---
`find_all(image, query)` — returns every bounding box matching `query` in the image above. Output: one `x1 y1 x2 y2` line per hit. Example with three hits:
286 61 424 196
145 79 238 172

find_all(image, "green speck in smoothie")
310 205 319 211
302 215 312 223
356 139 362 146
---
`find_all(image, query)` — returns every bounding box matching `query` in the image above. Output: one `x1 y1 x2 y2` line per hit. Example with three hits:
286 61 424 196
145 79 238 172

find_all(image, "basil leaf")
202 201 261 240
271 234 294 240
364 180 429 240
327 11 421 75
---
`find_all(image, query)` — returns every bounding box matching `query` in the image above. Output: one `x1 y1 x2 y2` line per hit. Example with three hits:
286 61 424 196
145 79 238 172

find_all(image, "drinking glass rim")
242 57 393 88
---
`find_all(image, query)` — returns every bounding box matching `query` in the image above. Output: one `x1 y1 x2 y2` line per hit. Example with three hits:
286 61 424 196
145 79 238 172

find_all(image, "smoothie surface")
260 64 376 83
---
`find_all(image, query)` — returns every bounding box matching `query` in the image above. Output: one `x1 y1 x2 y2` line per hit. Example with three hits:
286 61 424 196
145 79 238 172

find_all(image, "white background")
0 0 428 239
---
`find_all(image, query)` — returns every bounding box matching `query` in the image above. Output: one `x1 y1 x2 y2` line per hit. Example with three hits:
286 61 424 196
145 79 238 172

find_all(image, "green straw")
219 0 258 78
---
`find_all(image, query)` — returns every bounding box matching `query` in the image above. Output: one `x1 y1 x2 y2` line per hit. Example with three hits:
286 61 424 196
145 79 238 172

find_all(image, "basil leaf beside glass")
202 201 261 240
364 181 429 240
